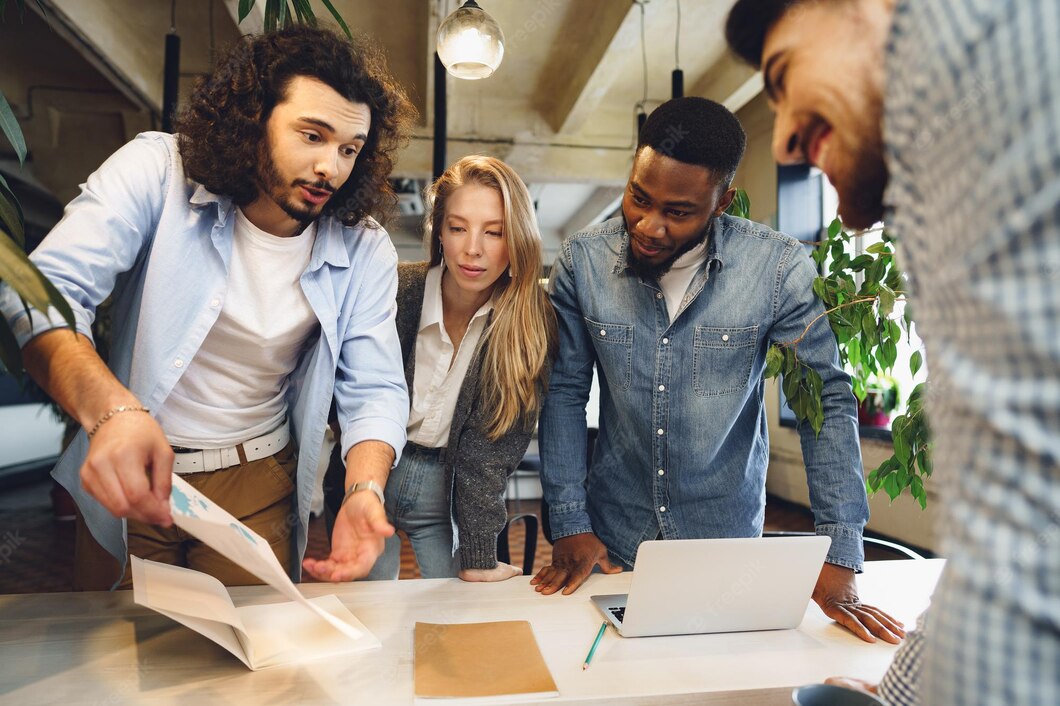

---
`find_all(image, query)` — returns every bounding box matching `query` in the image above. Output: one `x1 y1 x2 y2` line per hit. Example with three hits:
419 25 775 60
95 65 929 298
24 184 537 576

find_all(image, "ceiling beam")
561 185 624 235
690 52 763 114
535 2 640 136
31 0 158 112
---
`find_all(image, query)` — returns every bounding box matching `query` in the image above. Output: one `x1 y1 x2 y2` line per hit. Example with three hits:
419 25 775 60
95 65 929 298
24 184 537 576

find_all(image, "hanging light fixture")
436 0 505 80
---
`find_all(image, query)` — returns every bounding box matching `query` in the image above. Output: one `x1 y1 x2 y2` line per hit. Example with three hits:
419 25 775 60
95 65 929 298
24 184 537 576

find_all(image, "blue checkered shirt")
880 0 1060 704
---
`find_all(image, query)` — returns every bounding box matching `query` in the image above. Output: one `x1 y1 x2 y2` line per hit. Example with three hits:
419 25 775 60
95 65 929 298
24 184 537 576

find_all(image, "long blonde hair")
424 155 557 440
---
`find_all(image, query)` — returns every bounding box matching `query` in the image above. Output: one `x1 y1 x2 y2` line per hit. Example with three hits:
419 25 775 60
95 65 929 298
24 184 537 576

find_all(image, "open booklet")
130 474 380 670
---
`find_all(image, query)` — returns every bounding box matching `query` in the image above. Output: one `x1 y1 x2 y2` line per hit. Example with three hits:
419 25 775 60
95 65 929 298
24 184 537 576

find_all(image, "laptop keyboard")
609 606 625 623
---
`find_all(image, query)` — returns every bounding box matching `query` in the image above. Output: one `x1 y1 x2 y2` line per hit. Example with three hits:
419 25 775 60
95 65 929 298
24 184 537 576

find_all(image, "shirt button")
174 359 184 368
600 329 607 336
662 337 669 344
657 428 664 436
658 469 665 476
658 384 665 392
210 298 221 308
656 292 663 299
722 334 730 342
659 506 667 513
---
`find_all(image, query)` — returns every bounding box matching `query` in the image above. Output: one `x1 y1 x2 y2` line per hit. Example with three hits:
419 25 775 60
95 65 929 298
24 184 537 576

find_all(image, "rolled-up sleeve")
0 133 170 347
333 234 409 465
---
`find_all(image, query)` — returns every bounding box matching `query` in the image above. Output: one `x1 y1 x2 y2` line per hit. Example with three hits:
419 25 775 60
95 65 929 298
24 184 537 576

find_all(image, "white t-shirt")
406 265 494 448
657 239 709 323
156 209 318 448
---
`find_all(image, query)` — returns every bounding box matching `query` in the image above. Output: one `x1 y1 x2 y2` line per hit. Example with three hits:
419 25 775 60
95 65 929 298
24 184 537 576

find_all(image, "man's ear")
714 186 737 216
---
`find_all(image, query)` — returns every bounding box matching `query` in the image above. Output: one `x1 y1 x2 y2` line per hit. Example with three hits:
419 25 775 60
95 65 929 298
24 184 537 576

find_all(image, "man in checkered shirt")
726 0 1059 703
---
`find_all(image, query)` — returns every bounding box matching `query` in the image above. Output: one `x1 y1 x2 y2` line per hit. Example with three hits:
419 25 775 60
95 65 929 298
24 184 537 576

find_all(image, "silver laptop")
591 536 831 637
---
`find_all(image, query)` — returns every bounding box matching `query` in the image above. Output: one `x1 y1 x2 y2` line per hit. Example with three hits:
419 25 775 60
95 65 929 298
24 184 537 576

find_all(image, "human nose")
638 211 666 240
772 107 805 165
465 230 483 256
314 150 339 182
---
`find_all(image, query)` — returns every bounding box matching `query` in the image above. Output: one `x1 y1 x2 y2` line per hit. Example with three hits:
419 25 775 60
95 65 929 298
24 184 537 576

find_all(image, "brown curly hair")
175 25 416 227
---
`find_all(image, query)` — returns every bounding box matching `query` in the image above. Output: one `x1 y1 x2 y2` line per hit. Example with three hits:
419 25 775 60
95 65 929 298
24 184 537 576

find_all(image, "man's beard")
625 218 712 280
257 150 329 226
833 94 889 230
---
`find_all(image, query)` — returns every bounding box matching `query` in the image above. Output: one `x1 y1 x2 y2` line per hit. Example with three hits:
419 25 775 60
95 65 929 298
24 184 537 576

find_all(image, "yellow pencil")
582 621 608 670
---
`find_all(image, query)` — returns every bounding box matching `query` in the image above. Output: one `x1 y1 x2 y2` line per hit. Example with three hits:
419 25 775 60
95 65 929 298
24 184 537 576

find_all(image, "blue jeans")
366 444 460 580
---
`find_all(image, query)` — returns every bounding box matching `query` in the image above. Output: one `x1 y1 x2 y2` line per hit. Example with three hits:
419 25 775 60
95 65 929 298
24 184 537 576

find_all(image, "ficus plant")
0 0 351 377
762 217 933 509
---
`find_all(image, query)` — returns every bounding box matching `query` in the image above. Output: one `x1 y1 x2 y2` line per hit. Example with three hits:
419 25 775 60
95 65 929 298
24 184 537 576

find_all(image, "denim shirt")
0 132 409 580
540 214 867 570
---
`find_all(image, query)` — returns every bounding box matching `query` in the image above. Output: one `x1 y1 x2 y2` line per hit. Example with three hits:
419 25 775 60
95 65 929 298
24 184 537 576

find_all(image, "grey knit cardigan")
395 262 547 570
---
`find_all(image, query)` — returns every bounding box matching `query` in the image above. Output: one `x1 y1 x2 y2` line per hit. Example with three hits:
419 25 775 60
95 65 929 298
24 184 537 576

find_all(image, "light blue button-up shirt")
541 214 868 571
0 132 409 579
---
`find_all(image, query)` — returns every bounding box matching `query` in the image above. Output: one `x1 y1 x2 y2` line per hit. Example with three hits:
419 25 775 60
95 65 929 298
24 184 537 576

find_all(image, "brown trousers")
74 441 297 590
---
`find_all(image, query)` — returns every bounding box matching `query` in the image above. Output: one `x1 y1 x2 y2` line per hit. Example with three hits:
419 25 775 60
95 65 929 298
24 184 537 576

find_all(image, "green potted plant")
763 218 932 509
857 374 898 427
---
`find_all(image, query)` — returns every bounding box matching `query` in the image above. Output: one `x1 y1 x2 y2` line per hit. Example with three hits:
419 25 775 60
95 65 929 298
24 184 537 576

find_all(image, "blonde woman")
366 155 556 581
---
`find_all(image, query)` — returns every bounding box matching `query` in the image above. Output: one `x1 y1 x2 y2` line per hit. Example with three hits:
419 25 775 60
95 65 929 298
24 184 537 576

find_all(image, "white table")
0 559 943 705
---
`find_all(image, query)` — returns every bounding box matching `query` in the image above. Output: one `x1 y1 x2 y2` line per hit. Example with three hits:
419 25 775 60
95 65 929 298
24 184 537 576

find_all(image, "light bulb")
436 1 505 80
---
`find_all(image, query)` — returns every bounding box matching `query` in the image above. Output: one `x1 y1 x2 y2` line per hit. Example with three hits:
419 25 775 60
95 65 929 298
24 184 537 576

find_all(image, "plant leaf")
827 218 842 239
910 349 923 377
878 284 895 318
292 0 313 23
0 231 50 311
764 344 783 379
317 0 352 38
0 90 27 166
0 174 25 248
263 0 278 31
238 0 254 22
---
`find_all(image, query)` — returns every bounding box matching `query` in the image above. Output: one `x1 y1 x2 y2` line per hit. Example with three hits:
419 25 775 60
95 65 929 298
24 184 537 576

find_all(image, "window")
776 166 927 438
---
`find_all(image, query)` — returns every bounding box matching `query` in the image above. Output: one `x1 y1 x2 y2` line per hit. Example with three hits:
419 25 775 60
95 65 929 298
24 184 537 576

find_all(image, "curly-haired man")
0 25 417 589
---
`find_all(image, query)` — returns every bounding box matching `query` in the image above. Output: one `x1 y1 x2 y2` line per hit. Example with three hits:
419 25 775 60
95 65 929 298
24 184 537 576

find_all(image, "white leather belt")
171 421 290 475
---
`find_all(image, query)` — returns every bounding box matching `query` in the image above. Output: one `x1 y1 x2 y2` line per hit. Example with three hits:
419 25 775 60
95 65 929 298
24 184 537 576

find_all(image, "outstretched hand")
302 491 394 582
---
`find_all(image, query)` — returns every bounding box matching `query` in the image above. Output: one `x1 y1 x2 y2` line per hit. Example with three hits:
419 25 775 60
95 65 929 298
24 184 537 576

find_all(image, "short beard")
835 88 889 230
256 148 320 226
836 143 888 230
625 218 712 280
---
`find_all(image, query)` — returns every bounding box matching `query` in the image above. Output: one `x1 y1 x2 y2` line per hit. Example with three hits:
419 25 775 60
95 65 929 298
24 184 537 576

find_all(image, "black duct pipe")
162 32 181 132
433 53 447 181
671 68 684 99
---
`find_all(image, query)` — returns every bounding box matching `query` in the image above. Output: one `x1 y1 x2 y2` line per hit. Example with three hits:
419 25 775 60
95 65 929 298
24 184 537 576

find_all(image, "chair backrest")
763 531 926 560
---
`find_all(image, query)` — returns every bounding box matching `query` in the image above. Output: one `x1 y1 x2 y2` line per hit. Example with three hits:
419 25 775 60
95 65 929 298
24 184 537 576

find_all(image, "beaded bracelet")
87 405 151 438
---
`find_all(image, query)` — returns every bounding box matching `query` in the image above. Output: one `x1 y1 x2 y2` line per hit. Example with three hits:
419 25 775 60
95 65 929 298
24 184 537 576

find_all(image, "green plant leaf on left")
0 172 26 248
0 231 50 311
0 91 27 166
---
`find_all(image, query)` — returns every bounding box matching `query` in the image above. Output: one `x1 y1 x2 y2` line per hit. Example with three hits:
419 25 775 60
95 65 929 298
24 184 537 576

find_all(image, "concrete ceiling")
1 0 761 261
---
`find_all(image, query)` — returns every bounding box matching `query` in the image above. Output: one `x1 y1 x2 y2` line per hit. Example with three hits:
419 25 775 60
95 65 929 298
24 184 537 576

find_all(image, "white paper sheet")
132 557 380 670
167 474 363 642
